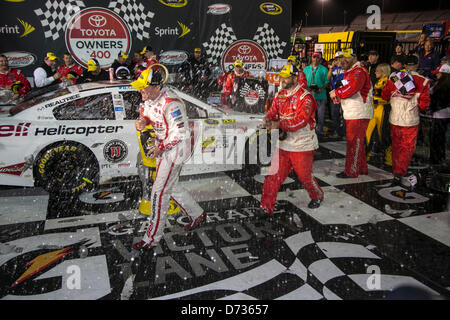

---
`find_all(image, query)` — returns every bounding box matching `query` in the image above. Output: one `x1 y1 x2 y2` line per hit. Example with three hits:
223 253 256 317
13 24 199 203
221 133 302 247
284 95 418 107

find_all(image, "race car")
0 81 271 194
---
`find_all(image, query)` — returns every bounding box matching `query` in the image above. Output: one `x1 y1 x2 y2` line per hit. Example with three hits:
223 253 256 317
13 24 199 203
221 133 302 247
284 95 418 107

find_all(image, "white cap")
335 51 344 58
432 64 450 74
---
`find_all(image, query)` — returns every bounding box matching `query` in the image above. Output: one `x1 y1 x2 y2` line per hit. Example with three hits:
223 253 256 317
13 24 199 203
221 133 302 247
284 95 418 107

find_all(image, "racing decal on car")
34 125 124 137
103 140 128 163
202 136 216 153
204 119 219 126
0 122 31 137
0 162 26 176
36 94 81 112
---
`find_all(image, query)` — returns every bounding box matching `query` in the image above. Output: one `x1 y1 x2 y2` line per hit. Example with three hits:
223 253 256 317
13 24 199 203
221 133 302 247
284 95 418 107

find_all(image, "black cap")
149 70 163 85
391 55 405 65
405 54 419 66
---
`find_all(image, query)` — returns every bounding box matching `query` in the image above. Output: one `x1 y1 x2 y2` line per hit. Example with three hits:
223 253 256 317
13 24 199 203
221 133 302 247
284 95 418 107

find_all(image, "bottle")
109 68 114 82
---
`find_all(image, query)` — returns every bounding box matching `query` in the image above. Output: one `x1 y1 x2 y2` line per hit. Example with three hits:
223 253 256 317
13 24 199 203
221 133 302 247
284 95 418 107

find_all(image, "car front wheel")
34 141 99 195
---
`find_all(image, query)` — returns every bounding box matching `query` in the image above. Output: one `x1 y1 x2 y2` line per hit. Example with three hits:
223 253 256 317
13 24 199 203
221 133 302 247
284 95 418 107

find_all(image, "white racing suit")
139 87 204 247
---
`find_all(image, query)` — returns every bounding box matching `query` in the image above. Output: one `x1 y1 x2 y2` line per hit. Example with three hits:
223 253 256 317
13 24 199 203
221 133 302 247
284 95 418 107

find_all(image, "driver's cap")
130 68 162 90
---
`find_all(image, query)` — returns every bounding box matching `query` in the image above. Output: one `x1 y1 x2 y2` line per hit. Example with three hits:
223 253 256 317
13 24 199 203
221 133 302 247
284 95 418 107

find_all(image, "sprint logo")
0 18 35 37
177 21 190 38
154 21 191 38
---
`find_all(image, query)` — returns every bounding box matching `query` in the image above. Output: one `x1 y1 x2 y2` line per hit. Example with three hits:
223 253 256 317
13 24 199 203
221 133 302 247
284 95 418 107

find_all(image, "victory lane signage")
65 7 132 69
0 0 291 76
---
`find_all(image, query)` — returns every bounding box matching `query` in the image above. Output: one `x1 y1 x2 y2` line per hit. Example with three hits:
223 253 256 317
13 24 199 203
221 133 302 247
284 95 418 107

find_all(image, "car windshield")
9 84 71 116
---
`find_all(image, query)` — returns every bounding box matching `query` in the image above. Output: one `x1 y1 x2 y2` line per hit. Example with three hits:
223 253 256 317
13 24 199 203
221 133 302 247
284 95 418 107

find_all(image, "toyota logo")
238 45 251 55
88 15 107 28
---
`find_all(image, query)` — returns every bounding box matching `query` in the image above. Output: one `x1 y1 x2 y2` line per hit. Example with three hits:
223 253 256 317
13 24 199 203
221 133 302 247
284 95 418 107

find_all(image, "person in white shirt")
33 52 61 88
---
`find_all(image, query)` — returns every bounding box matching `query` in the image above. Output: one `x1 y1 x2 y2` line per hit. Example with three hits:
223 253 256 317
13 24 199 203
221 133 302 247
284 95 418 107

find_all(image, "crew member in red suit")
57 52 83 84
0 54 31 98
287 55 308 88
381 55 430 189
329 48 374 178
259 64 324 214
141 45 159 70
221 59 251 105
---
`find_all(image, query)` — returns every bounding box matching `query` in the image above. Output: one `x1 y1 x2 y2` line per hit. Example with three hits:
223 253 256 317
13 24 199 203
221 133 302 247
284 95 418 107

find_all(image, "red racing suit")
381 71 430 176
221 71 251 105
260 84 324 215
334 61 373 177
0 68 31 96
138 86 204 247
298 69 308 88
57 63 83 84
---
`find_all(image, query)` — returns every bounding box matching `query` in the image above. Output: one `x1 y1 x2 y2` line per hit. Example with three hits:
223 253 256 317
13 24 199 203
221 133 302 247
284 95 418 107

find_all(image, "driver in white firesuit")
131 67 206 251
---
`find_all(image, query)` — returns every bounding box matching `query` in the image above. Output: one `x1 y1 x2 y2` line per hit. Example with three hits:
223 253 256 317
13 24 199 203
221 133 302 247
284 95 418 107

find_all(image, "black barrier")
231 77 268 114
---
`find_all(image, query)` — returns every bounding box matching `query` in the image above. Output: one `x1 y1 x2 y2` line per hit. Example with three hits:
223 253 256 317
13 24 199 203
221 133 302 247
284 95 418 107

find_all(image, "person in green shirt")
303 52 330 136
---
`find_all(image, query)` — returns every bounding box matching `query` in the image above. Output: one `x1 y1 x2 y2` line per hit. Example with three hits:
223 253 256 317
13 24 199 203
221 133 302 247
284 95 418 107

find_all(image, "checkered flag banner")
34 0 85 40
202 23 237 64
108 0 154 41
390 70 416 95
253 23 287 59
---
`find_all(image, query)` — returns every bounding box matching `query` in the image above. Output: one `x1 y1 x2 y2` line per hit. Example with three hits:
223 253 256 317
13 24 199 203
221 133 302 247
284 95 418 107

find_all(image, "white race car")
0 81 270 194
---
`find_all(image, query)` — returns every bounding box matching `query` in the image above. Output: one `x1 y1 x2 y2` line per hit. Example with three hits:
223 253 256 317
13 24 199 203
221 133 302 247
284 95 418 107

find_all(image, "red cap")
312 52 321 58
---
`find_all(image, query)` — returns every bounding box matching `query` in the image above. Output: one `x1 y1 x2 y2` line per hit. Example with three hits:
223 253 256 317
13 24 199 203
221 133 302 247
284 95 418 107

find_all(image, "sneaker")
132 240 155 251
336 171 352 179
184 212 207 231
390 174 402 187
308 199 323 209
253 207 272 218
329 132 340 139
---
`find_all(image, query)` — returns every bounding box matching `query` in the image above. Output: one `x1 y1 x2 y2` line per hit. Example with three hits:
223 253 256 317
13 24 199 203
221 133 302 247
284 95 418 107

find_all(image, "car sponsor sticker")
0 162 26 176
34 125 124 137
0 122 31 137
103 139 128 163
65 7 132 69
260 2 283 15
204 119 219 126
2 51 36 68
207 3 231 15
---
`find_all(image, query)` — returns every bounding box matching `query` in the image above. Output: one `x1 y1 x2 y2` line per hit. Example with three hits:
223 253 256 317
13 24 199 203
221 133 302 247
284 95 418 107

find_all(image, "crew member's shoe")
253 206 273 218
390 174 402 187
132 240 155 251
336 171 353 179
184 212 207 231
308 199 323 209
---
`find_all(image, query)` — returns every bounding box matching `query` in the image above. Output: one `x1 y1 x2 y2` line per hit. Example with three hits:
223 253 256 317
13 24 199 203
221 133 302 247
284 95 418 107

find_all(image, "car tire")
33 141 99 195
